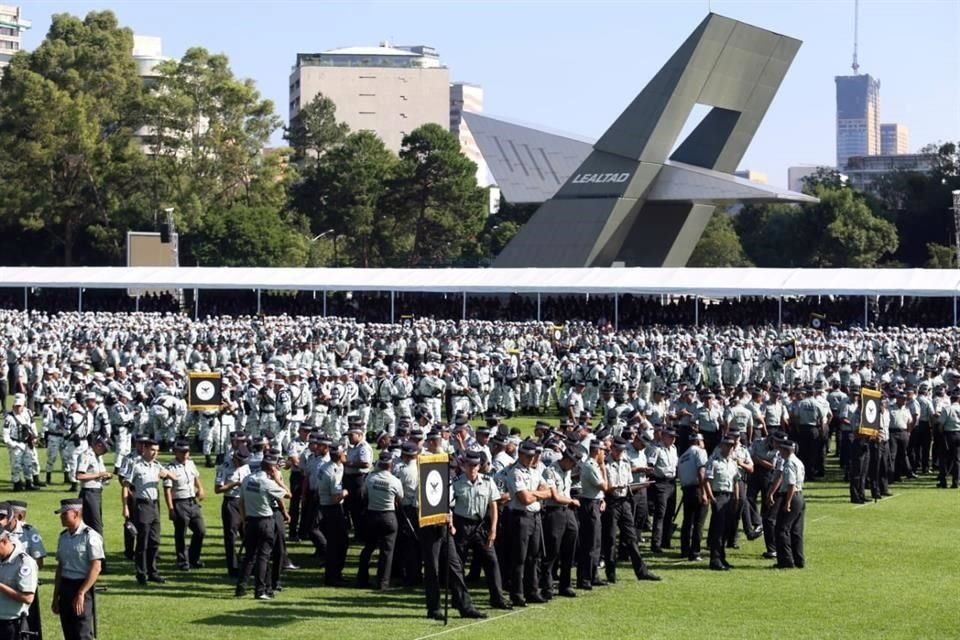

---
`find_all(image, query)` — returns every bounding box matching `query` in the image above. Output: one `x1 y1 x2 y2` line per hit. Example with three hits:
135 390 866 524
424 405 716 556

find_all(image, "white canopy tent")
1 266 958 326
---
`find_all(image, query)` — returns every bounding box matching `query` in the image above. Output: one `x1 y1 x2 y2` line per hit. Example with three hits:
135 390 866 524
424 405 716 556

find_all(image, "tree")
734 203 811 267
190 204 308 267
142 47 283 246
926 243 957 269
285 93 349 164
801 167 847 193
807 186 899 267
389 124 487 266
687 211 753 267
0 11 150 265
308 131 398 267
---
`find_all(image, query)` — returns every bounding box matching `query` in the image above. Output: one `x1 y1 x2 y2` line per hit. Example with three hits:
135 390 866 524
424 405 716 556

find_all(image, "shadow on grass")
192 604 424 625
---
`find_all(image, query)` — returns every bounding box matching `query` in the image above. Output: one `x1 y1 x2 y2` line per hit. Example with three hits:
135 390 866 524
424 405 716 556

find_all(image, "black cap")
261 453 280 466
173 439 191 452
612 436 629 450
462 450 483 465
233 449 250 461
378 450 393 465
401 441 419 456
7 500 27 511
721 434 737 445
518 440 538 455
55 498 83 515
661 427 678 438
0 502 8 517
426 430 442 440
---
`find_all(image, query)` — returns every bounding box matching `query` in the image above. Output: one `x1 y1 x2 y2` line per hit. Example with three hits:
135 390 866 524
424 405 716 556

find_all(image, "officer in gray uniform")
540 445 581 599
235 452 289 600
53 498 103 640
0 521 37 640
5 500 46 638
317 443 349 587
125 439 175 585
646 427 679 554
357 450 402 591
163 440 207 571
74 436 111 573
704 434 739 571
504 440 551 606
214 449 250 578
343 422 373 542
773 440 806 569
451 450 507 609
677 433 708 561
391 441 422 587
577 439 607 589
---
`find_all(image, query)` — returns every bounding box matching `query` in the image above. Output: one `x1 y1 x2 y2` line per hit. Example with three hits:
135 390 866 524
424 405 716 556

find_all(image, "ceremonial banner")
780 339 798 363
858 387 882 438
809 313 827 332
417 452 450 527
187 372 223 411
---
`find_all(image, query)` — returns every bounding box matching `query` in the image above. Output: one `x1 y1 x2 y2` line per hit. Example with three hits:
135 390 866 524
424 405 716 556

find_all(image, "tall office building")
880 122 908 155
0 4 30 81
289 43 449 153
835 73 880 169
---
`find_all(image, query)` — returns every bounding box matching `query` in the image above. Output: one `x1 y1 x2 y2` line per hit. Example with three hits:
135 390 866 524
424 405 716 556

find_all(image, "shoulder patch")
31 534 40 543
19 563 30 576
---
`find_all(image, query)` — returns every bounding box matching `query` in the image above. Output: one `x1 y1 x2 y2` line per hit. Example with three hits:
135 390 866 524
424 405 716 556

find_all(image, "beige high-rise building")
0 4 30 80
289 43 449 153
880 123 909 156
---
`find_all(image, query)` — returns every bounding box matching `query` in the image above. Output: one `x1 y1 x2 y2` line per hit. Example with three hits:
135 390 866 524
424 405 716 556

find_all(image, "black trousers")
679 484 707 558
0 618 26 640
26 584 40 640
708 492 734 565
601 497 648 579
319 504 348 582
795 426 822 477
302 492 326 558
576 499 601 587
909 422 931 472
421 522 474 614
270 510 285 588
939 431 960 486
889 430 912 480
454 515 504 603
762 493 782 555
631 490 648 535
869 441 890 498
221 497 242 575
774 493 805 568
357 510 397 589
395 506 422 585
849 438 870 503
342 473 368 541
541 506 577 595
79 488 103 536
237 515 275 595
288 470 303 538
505 510 542 600
58 578 94 640
648 479 675 551
133 500 161 578
172 498 206 567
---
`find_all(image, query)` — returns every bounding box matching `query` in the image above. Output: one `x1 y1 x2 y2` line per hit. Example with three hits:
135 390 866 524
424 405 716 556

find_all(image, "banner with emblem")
780 338 798 363
187 371 223 411
417 452 450 527
857 387 882 438
400 314 415 329
809 313 827 332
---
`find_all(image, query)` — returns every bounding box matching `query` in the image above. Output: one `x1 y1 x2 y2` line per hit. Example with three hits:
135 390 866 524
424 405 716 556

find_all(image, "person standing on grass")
705 434 739 571
235 453 289 600
356 450 402 591
163 440 207 572
52 498 102 640
126 439 176 585
677 433 709 561
773 440 805 569
937 392 960 489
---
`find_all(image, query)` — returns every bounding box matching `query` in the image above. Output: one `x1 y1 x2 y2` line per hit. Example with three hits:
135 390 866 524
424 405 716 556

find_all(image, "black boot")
13 481 22 492
69 482 78 492
33 474 45 487
24 479 36 491
63 473 70 485
205 455 214 468
46 472 52 486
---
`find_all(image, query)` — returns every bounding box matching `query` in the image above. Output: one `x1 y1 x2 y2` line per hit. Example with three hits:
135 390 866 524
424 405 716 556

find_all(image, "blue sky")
22 0 960 187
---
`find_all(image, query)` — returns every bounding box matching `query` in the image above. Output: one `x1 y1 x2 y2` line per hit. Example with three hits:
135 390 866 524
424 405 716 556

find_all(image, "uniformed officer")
936 393 960 489
357 450 402 591
163 440 207 571
452 450 508 608
74 436 111 575
504 439 551 606
4 501 45 638
285 424 312 542
391 441 422 587
773 440 806 569
793 387 825 480
576 439 607 590
52 498 103 640
214 449 250 578
235 453 290 600
646 427 679 554
677 433 708 561
125 439 175 585
0 521 37 640
343 422 373 542
317 443 349 587
704 434 739 571
3 394 40 491
540 445 581 599
602 437 660 583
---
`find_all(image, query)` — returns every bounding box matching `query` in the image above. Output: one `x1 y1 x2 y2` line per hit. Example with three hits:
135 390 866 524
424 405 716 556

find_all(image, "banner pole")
443 522 450 625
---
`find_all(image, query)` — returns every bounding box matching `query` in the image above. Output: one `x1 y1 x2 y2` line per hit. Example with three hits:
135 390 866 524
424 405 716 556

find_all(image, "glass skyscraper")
835 73 881 169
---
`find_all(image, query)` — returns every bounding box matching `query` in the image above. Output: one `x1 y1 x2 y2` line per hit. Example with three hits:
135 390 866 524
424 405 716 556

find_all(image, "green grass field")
4 415 958 640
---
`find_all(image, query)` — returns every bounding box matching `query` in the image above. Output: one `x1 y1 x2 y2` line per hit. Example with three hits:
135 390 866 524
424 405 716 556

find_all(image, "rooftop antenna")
851 0 860 74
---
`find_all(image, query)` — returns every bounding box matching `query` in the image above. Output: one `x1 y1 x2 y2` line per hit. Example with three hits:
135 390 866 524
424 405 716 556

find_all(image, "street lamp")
311 228 336 242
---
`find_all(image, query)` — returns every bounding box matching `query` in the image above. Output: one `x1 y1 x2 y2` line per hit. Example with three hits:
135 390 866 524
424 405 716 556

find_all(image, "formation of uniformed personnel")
53 498 103 640
163 440 207 571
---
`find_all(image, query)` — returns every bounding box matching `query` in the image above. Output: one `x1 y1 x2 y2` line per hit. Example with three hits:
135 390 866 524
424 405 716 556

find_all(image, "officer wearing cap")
576 439 607 589
646 427 679 554
317 442 349 587
540 445 580 599
285 424 312 542
125 439 175 585
677 433 708 561
938 392 960 488
5 500 45 638
236 452 290 600
451 450 507 609
53 498 103 640
704 434 740 571
0 504 38 640
602 437 660 583
751 430 784 555
772 440 805 569
118 435 149 561
504 439 551 606
163 440 207 571
301 434 330 561
214 448 251 578
392 441 422 587
357 450 402 590
3 394 41 492
344 421 373 543
74 436 111 554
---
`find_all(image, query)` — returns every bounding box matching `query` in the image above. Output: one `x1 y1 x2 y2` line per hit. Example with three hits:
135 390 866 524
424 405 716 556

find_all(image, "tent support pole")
537 293 541 322
462 292 466 321
954 296 957 327
256 289 261 315
194 288 199 320
390 291 395 324
863 296 868 327
22 287 27 312
694 296 699 327
78 289 82 313
777 296 782 329
323 290 327 317
614 294 619 331
135 295 140 312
